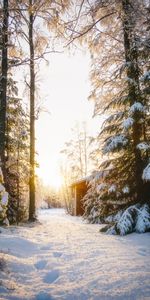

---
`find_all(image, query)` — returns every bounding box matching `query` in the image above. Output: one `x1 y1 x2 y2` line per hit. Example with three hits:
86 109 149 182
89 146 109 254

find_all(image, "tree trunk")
83 124 87 177
0 0 9 184
28 0 36 221
122 0 144 202
16 138 20 225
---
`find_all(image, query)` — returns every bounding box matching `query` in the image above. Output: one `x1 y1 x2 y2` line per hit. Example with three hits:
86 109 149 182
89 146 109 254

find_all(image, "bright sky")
35 50 99 188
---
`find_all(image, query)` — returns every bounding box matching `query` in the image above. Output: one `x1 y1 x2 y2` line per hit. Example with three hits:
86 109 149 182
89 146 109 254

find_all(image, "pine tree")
5 85 30 223
65 0 150 232
98 0 150 212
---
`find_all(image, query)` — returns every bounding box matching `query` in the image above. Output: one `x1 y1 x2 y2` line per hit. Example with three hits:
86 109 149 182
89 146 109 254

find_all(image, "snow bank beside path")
0 209 150 300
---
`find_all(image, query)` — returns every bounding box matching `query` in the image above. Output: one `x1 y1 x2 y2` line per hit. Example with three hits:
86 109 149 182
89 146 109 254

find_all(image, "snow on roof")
70 170 109 187
70 175 93 187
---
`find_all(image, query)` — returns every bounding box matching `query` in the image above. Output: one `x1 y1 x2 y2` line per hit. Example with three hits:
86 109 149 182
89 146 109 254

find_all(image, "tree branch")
65 11 116 47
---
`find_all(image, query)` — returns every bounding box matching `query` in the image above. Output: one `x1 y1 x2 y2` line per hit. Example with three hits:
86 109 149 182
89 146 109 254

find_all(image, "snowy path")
0 209 150 300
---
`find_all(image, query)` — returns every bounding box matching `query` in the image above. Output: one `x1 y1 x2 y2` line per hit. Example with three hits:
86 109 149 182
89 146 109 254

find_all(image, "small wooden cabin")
70 177 90 216
70 171 108 216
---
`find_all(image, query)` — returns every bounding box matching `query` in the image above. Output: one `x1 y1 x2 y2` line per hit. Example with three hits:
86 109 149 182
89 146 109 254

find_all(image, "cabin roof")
70 170 109 187
70 175 92 187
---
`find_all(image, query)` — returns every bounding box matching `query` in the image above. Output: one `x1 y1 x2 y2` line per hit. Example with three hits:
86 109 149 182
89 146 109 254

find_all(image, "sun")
47 174 63 190
36 167 63 190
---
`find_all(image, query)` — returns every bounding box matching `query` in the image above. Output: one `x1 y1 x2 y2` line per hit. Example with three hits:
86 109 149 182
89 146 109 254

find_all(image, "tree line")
0 0 70 224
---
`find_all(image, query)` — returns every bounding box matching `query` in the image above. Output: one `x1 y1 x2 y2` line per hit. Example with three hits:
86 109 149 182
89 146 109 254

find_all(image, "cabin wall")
71 181 88 216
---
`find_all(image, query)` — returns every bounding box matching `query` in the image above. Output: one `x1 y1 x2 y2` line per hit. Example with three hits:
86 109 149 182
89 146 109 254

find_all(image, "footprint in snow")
40 245 51 251
138 248 148 256
44 270 59 284
35 260 47 270
36 291 54 300
0 285 7 294
53 251 62 257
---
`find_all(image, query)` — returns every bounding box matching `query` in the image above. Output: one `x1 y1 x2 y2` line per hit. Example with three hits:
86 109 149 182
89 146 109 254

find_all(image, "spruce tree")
65 0 150 232
6 85 30 223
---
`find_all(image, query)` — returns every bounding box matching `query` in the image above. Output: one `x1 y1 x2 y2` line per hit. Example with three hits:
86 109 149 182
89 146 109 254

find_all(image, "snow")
105 210 123 223
142 163 150 181
96 183 107 192
103 134 128 154
126 77 136 84
135 205 150 233
137 142 150 151
0 168 3 179
0 183 5 193
141 71 150 81
115 206 135 236
129 102 145 114
1 192 8 206
122 117 134 130
108 184 117 193
2 217 9 226
111 205 150 236
0 208 150 300
21 130 27 137
122 186 130 194
0 168 9 225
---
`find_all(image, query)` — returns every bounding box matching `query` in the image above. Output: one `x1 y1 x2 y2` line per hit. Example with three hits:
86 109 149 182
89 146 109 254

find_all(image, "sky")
34 50 99 188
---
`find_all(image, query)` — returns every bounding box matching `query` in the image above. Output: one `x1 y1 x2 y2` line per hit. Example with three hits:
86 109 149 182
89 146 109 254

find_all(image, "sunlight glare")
37 167 63 190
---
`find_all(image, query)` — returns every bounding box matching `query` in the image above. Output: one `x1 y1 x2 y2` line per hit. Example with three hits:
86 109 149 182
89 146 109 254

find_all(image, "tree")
14 0 71 221
97 0 150 211
0 0 72 221
61 122 95 181
64 0 150 233
0 0 9 183
60 122 98 214
5 83 30 223
28 0 36 221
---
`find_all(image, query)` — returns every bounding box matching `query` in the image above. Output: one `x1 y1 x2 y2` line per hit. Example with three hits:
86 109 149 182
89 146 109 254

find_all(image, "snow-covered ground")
0 209 150 300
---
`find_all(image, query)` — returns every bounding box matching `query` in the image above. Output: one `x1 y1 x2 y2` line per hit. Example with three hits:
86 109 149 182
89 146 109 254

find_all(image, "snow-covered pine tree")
137 0 150 203
96 0 150 217
92 0 150 233
67 0 150 233
83 174 102 224
5 83 30 223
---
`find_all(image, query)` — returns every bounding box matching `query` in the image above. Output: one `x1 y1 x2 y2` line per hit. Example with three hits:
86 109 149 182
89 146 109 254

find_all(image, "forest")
0 0 150 235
